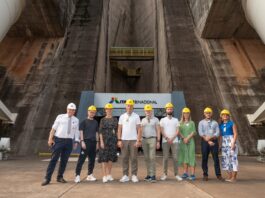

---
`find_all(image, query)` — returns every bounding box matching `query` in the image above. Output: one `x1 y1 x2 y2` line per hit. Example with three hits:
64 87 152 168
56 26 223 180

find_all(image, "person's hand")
100 142 105 149
219 144 222 152
81 141 86 150
117 140 123 148
205 136 210 142
48 138 55 147
168 138 175 145
231 142 235 150
73 142 78 150
183 138 189 144
208 141 215 146
166 137 171 144
156 142 160 149
135 140 142 148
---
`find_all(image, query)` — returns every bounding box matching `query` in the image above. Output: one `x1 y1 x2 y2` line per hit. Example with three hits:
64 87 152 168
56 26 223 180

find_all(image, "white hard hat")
67 103 76 110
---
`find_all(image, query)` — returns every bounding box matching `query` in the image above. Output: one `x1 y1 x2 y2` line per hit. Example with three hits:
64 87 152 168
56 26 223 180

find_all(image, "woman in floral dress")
98 103 118 183
219 109 238 182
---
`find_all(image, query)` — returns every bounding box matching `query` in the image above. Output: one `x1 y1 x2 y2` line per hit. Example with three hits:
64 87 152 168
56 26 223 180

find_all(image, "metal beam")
246 102 265 125
0 100 17 124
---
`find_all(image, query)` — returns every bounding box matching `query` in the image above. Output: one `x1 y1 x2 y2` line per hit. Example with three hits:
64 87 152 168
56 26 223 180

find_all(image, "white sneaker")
119 175 130 183
160 174 167 181
176 175 183 181
131 175 139 183
102 176 108 183
107 175 114 181
74 175 80 183
86 174 97 181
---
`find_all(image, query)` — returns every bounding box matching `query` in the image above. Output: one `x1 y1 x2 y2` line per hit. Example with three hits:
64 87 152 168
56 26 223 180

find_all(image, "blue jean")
45 137 73 181
201 139 221 177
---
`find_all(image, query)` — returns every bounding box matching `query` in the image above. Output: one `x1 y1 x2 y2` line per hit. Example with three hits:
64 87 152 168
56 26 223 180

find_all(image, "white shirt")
118 112 141 140
52 114 79 141
141 116 160 138
160 116 180 143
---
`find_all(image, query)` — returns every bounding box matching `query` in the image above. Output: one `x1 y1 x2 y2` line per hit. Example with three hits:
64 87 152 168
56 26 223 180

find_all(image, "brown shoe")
57 177 67 183
217 175 224 181
203 176 208 181
41 179 50 186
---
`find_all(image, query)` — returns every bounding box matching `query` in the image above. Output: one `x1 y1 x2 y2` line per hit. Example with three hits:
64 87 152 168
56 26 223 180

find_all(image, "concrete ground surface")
0 155 264 198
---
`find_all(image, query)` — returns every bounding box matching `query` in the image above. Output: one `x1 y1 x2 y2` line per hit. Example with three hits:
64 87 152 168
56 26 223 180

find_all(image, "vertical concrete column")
156 0 172 92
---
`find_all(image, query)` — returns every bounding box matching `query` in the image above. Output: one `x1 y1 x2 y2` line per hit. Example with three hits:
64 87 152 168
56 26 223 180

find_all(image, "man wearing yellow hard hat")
141 104 160 182
160 102 183 181
74 105 99 183
198 107 223 181
117 99 141 183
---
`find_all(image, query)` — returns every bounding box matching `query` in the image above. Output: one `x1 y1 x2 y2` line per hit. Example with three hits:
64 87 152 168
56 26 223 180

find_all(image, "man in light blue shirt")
198 107 223 181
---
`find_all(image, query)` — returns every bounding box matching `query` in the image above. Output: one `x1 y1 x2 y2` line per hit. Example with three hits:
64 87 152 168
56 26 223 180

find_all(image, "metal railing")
109 47 154 57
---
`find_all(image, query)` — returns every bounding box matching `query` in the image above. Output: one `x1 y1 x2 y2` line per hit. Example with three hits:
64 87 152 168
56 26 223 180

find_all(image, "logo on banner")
109 97 120 104
109 97 157 105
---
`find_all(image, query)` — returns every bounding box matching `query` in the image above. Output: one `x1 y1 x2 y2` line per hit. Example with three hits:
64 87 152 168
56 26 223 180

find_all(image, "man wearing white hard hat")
42 103 79 186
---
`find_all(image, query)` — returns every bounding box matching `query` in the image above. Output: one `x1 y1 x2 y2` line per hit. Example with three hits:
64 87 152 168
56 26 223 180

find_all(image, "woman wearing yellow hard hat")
98 103 118 183
219 109 238 182
75 105 98 183
178 107 196 181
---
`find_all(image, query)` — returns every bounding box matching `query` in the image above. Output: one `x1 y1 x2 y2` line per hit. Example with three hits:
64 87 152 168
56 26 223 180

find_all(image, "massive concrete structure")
0 0 265 155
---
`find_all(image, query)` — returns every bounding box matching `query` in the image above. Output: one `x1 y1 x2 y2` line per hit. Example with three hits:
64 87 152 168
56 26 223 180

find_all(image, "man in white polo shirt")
117 99 141 183
42 103 79 186
160 102 183 181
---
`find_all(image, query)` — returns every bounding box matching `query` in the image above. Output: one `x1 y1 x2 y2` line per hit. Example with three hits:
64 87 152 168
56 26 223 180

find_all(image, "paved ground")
0 155 264 198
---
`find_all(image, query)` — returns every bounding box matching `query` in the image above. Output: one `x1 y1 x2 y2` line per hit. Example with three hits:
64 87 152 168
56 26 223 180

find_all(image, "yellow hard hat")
165 102 174 109
105 103 113 109
204 107 213 113
144 104 153 111
125 99 135 106
220 109 230 116
182 107 191 113
88 105 97 111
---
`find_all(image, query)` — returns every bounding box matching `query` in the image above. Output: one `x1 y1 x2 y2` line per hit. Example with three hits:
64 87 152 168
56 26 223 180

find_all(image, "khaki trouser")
142 138 156 176
121 140 138 176
162 142 179 175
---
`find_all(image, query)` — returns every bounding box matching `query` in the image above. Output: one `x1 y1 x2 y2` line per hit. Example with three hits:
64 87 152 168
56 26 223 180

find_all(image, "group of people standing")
41 99 239 186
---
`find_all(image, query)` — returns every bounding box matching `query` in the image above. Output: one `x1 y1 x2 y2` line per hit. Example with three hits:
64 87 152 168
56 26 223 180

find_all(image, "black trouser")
201 139 221 177
75 139 97 176
45 137 73 181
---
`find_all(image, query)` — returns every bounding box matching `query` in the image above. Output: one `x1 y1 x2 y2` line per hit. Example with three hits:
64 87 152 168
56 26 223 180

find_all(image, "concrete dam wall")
0 0 265 155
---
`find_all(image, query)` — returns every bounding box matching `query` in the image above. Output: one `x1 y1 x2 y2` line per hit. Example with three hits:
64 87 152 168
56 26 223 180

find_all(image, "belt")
142 136 156 139
54 136 72 140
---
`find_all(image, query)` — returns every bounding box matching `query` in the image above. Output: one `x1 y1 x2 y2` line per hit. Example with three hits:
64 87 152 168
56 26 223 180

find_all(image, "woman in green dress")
178 107 196 180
